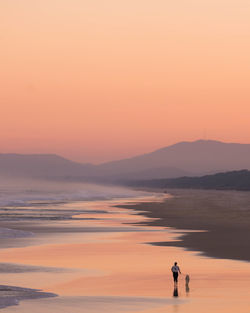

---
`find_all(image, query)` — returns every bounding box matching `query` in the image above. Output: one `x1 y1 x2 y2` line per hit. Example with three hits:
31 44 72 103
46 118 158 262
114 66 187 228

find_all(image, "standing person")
171 262 181 284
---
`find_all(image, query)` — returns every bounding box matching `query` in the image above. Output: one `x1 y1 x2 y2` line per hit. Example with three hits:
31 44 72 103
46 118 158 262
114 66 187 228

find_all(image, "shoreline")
117 188 250 262
0 285 56 309
0 194 166 310
1 193 250 312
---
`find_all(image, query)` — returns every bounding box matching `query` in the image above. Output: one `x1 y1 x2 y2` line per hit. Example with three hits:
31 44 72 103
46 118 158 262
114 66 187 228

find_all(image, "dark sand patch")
0 285 56 309
118 189 250 262
0 207 109 222
0 263 67 273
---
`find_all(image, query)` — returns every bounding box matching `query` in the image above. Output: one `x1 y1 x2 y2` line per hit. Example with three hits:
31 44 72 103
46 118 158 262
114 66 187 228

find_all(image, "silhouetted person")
173 286 179 297
171 262 181 284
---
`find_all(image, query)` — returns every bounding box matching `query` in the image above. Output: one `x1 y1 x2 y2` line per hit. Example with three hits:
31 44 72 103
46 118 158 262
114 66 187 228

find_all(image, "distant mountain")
0 154 95 178
104 166 190 180
97 140 250 178
0 153 187 180
126 170 250 191
2 140 250 181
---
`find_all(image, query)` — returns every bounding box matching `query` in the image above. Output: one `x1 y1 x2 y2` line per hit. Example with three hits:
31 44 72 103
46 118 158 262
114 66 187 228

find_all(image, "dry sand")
118 189 250 262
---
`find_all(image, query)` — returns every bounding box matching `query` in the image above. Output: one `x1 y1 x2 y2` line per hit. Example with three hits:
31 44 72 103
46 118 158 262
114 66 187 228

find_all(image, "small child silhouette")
185 274 190 284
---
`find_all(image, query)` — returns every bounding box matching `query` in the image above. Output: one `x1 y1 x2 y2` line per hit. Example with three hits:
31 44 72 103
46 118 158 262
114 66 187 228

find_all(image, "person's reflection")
173 286 178 297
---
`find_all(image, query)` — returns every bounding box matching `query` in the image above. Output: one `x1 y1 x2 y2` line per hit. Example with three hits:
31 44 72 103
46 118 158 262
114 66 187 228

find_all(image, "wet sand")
1 194 250 312
118 189 250 261
0 285 55 309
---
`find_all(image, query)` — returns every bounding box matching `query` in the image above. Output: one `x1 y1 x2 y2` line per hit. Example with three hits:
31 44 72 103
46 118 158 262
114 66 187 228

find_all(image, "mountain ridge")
126 169 250 191
1 139 250 180
97 139 250 176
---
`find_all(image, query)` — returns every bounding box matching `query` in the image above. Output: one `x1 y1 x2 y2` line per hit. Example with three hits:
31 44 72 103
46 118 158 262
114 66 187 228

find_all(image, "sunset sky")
1 0 250 163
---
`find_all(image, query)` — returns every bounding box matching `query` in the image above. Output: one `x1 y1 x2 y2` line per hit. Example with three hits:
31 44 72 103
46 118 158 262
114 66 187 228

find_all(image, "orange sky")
1 0 250 163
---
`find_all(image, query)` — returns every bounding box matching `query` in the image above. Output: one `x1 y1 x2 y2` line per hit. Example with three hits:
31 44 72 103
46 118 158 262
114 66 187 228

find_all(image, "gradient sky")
1 1 250 163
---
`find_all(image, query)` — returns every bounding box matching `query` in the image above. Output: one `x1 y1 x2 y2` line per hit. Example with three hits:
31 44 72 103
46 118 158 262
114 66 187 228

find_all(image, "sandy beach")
119 188 250 261
1 191 250 312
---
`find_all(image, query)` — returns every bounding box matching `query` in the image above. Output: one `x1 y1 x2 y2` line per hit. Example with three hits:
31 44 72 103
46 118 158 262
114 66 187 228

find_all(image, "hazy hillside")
98 140 250 176
127 170 250 191
0 154 95 178
2 140 250 180
108 166 190 180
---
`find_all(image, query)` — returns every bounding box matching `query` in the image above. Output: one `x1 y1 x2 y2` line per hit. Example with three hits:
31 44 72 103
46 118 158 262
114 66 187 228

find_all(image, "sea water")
0 182 250 312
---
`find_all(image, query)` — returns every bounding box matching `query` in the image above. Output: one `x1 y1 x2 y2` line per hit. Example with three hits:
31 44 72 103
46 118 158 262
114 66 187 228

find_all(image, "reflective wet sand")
1 196 250 312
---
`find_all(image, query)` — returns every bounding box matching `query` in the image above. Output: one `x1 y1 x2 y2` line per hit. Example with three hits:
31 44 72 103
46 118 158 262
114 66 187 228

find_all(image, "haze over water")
0 185 250 312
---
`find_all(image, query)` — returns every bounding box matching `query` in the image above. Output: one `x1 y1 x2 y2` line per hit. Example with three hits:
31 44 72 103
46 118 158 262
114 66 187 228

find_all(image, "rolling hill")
127 170 250 191
98 140 250 176
2 140 250 180
0 154 95 178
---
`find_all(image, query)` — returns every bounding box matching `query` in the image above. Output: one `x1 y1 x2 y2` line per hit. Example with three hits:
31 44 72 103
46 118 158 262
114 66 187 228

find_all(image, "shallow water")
0 195 250 312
